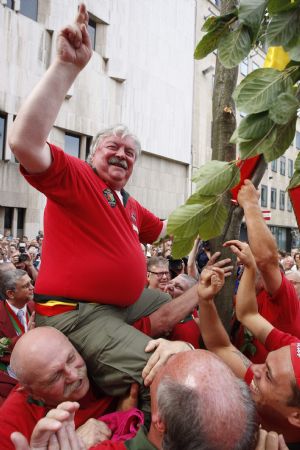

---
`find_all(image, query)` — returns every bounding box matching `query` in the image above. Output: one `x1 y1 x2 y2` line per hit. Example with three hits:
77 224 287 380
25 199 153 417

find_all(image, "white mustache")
63 366 87 397
108 157 128 169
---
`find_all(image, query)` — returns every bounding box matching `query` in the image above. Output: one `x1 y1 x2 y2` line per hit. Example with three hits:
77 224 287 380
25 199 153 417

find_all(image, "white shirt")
5 301 28 332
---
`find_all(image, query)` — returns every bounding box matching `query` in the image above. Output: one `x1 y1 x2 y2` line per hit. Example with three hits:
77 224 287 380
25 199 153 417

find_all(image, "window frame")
271 188 277 209
280 156 286 176
279 190 285 211
64 132 81 158
261 184 268 208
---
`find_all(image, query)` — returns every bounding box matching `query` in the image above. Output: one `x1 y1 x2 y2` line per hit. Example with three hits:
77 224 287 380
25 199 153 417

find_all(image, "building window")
5 0 38 21
288 159 294 178
213 0 221 7
287 196 293 212
279 190 285 210
85 136 93 161
64 132 81 158
280 156 286 175
88 19 96 50
17 208 25 238
271 159 277 172
269 226 287 251
240 58 248 76
271 188 277 209
261 185 268 207
4 207 14 235
296 131 300 150
20 0 38 21
252 61 259 71
0 114 6 160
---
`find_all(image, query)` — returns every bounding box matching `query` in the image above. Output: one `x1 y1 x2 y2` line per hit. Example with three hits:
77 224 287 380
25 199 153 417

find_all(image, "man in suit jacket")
0 269 35 404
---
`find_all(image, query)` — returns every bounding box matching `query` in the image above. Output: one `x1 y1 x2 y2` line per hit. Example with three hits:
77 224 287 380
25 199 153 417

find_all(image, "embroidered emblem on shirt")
103 189 116 208
131 212 137 223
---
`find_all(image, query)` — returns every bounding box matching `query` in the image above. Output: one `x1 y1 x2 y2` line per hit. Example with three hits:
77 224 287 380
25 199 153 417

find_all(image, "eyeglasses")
148 270 170 279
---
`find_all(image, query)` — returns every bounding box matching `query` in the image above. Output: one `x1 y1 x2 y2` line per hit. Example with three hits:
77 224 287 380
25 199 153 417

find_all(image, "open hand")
223 240 256 269
142 339 192 386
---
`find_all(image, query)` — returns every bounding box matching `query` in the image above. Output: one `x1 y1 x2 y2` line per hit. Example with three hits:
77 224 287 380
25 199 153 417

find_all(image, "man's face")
91 135 136 190
29 340 90 406
283 257 294 271
249 346 294 414
166 275 189 298
147 265 170 291
9 275 34 306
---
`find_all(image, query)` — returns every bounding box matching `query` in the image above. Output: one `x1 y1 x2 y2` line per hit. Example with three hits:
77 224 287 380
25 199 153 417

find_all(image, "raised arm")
225 240 273 345
149 253 233 337
237 180 281 295
198 267 251 379
8 4 92 174
187 236 200 279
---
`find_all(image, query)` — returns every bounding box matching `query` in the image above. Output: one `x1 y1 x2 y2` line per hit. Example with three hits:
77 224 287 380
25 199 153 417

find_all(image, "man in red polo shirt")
198 242 300 447
8 3 197 416
232 180 300 363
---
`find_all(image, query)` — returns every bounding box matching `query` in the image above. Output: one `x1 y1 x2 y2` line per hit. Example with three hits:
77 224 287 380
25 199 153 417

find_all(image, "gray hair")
0 269 27 298
87 124 142 165
147 256 169 271
176 274 197 289
158 378 258 450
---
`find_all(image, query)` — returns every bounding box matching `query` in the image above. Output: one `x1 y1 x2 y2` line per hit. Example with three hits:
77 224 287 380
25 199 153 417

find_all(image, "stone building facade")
0 0 299 250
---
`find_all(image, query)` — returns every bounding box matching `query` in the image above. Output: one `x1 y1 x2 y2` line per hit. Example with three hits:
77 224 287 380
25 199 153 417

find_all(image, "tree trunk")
209 0 267 332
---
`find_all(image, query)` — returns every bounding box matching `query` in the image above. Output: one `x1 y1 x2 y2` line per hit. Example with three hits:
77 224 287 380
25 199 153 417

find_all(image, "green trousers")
35 288 170 413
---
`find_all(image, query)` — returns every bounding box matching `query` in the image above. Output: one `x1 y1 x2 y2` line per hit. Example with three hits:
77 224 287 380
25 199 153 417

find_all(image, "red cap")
290 342 300 388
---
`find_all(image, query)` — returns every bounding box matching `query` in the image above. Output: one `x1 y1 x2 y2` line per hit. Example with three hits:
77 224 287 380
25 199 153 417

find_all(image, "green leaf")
239 125 277 159
268 0 300 15
201 11 237 32
198 200 229 240
266 10 300 47
269 93 299 124
239 0 268 37
233 68 293 114
264 116 297 161
288 171 300 189
171 235 197 259
295 153 300 172
237 111 274 140
284 34 300 61
218 25 252 68
194 25 229 59
167 201 215 239
192 161 240 195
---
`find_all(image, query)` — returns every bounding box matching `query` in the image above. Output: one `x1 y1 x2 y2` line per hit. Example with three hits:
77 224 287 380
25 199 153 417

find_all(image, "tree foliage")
168 0 300 258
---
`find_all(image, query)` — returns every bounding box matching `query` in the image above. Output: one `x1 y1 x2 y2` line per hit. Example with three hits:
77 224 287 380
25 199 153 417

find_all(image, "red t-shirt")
234 273 300 363
20 145 162 305
0 385 113 450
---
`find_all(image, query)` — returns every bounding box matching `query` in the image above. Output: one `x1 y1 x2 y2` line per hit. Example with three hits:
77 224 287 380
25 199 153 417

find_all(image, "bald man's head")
11 327 89 406
151 350 258 450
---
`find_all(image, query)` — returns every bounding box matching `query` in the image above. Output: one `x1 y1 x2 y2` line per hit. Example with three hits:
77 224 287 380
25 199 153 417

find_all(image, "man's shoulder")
0 388 47 450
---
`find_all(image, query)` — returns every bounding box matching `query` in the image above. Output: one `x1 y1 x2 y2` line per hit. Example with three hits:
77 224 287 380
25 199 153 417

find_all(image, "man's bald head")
11 327 89 406
151 350 258 450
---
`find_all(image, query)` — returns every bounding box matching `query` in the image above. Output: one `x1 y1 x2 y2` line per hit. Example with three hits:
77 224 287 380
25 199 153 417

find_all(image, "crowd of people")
0 3 300 450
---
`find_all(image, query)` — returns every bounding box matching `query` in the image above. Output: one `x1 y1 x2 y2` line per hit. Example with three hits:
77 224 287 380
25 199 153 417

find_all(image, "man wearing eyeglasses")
147 257 170 291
